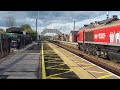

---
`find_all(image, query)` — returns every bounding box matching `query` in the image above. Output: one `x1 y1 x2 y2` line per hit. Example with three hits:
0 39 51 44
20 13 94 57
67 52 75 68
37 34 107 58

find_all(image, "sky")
0 11 120 35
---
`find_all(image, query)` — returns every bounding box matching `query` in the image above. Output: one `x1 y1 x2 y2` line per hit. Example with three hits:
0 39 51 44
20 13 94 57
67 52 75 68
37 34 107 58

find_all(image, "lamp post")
36 11 39 43
36 18 37 42
73 21 75 42
107 11 109 19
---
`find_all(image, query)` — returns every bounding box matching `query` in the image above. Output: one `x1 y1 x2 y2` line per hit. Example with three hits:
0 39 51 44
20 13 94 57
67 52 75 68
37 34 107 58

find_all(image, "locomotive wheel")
85 48 88 54
92 52 96 56
104 52 108 59
96 51 101 57
78 44 80 50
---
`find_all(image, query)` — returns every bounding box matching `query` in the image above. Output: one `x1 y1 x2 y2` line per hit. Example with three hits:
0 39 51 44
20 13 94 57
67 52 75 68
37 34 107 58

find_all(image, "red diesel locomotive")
77 23 120 61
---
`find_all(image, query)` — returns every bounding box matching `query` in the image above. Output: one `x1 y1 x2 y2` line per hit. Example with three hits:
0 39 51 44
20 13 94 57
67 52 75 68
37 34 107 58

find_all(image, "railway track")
50 41 120 77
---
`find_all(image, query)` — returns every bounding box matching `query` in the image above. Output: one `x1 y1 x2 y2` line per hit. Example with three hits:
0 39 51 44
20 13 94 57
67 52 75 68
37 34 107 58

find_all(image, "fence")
0 33 11 59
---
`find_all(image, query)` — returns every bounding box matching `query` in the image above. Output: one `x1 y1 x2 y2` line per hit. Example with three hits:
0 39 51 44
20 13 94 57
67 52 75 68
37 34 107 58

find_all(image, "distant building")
69 31 79 42
53 35 61 40
62 33 69 41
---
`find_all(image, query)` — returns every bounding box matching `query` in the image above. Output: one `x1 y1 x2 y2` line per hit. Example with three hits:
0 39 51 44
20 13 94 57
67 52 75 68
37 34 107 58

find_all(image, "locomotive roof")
79 15 120 31
82 22 120 31
79 19 120 31
98 18 115 24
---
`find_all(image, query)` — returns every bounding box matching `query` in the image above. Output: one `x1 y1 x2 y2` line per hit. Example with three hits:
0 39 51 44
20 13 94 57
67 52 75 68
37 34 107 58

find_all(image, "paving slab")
0 43 41 79
7 76 36 79
3 71 36 76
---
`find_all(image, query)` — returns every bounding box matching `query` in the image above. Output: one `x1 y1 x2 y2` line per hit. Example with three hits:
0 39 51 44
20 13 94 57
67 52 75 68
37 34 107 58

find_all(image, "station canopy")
6 27 24 34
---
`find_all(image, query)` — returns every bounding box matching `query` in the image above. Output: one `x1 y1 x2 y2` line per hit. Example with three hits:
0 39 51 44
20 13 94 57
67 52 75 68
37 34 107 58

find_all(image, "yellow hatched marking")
48 43 95 79
45 61 64 64
45 59 63 62
46 63 65 68
45 59 61 62
46 67 71 71
97 74 113 79
47 71 72 78
42 43 46 79
47 77 68 79
53 58 63 60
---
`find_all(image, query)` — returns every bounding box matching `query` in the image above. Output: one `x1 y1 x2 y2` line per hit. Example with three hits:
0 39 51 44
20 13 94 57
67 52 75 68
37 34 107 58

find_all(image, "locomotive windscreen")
85 31 94 41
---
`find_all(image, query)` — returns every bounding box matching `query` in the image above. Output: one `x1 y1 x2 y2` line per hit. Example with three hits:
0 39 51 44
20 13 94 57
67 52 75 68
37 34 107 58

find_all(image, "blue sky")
0 11 120 35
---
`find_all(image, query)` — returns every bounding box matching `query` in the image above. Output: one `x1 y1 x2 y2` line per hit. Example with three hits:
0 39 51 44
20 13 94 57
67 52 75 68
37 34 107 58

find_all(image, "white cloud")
36 11 120 35
1 11 120 35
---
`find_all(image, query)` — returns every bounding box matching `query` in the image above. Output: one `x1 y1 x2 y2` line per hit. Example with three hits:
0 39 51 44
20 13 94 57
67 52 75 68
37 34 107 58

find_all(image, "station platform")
0 42 41 79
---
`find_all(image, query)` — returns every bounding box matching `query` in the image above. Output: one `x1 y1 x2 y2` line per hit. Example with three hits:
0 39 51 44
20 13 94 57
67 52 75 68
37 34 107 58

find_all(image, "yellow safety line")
97 74 113 79
77 63 95 66
87 70 110 74
47 70 72 78
42 42 46 79
83 65 95 69
73 60 85 62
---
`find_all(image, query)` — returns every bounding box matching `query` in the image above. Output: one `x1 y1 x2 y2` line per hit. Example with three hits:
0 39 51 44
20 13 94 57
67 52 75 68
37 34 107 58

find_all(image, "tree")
7 16 16 27
21 24 37 41
30 30 37 41
21 24 32 33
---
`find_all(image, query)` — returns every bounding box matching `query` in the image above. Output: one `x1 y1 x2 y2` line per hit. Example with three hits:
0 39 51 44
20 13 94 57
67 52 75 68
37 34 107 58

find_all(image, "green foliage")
21 24 32 33
30 30 37 41
21 24 32 30
21 24 37 41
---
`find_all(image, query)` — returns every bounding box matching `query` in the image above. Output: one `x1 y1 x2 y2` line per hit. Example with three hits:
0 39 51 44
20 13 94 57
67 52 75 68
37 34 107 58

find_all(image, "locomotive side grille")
85 32 94 41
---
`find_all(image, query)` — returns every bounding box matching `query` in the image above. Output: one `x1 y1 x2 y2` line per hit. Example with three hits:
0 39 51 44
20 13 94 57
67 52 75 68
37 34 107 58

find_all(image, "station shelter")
6 27 32 49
